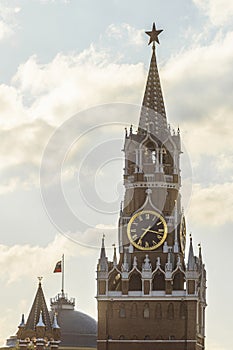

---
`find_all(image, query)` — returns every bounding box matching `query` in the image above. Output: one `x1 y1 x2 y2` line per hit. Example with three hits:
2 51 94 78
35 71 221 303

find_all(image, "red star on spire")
145 22 163 45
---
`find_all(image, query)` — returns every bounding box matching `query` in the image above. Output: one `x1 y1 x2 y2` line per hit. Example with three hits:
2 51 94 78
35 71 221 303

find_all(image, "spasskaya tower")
96 22 207 350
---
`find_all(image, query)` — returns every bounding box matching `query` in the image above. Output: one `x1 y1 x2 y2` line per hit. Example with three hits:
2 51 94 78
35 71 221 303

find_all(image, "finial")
130 124 133 135
52 313 60 329
198 243 202 257
36 311 45 327
122 248 129 272
112 244 117 266
38 276 43 285
145 188 152 195
145 22 163 46
19 314 25 328
120 201 123 212
177 255 181 266
143 254 152 271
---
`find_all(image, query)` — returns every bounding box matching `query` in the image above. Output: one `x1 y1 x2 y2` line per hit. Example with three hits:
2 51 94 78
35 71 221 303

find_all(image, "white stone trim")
125 181 179 190
98 339 197 343
97 295 199 301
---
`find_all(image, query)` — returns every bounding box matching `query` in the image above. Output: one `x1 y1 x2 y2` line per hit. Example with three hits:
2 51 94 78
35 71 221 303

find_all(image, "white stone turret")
187 235 196 271
98 235 108 272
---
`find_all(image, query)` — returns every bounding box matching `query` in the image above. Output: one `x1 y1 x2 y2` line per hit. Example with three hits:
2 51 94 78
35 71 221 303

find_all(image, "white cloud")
0 224 116 284
163 30 233 159
0 84 29 128
107 23 144 46
188 182 233 226
0 234 74 284
0 230 103 345
193 0 233 25
0 46 145 193
0 4 20 41
12 46 145 125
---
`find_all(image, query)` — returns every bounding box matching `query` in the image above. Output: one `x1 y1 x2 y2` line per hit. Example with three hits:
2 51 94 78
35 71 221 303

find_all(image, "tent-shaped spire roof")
187 235 196 270
25 278 52 332
138 23 167 135
98 235 108 272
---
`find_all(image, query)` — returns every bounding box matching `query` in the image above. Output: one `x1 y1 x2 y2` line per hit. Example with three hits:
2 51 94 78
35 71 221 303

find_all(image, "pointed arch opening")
162 144 174 176
173 272 184 290
155 303 162 319
130 303 138 319
108 270 121 291
152 272 165 291
129 271 142 291
107 303 113 318
143 303 150 319
180 301 187 320
142 141 158 165
119 304 126 318
156 335 163 340
167 303 174 320
144 335 150 340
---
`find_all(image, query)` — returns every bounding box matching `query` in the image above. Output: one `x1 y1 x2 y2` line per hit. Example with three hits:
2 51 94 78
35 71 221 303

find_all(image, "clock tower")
96 22 207 350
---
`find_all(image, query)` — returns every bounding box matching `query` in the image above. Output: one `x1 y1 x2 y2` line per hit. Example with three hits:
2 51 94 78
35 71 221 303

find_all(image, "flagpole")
61 254 64 296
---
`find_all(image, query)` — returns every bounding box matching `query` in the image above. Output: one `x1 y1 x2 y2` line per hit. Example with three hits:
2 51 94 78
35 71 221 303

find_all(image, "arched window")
143 141 157 164
108 271 122 291
169 335 175 340
180 302 187 319
153 272 165 290
167 303 174 320
152 150 156 164
156 335 163 340
119 304 126 318
155 303 162 319
144 335 150 340
130 303 137 318
107 303 113 318
119 335 125 340
173 272 184 290
129 272 142 291
143 303 150 318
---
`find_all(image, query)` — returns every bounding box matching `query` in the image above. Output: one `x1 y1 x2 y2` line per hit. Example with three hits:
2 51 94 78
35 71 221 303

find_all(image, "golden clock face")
127 210 167 251
180 216 186 253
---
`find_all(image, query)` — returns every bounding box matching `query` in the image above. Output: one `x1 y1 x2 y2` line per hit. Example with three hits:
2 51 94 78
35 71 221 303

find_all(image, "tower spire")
98 234 108 272
25 278 52 332
187 235 196 270
138 22 167 135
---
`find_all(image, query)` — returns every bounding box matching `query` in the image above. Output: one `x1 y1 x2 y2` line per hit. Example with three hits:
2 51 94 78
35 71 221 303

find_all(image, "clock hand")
142 228 159 234
138 226 151 241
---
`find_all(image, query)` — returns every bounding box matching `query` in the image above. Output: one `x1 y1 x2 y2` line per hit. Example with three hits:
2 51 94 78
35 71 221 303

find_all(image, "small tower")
16 278 60 350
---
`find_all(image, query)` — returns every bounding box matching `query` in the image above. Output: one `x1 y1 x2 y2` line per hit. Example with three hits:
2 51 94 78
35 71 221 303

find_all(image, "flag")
53 260 62 273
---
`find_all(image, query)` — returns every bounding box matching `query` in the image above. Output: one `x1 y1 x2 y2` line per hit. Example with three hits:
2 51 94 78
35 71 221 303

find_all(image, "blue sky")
0 1 232 349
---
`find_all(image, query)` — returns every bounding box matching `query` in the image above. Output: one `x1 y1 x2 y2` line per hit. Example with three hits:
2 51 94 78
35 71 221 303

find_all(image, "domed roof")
50 293 97 348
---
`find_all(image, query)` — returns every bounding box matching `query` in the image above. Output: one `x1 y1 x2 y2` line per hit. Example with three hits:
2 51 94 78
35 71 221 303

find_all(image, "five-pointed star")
145 22 163 45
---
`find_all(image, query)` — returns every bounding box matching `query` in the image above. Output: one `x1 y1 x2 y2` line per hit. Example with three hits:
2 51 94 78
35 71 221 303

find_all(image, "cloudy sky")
0 0 232 349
